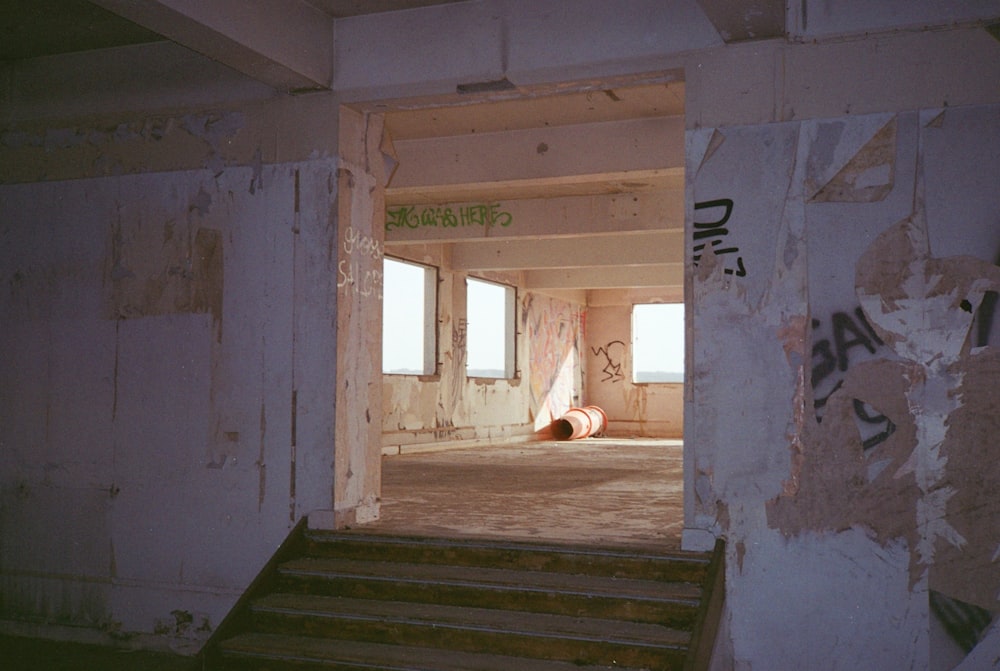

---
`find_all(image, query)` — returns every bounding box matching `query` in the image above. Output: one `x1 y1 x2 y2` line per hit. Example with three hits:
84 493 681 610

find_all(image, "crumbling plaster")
1 156 340 644
689 104 1000 668
1 0 999 664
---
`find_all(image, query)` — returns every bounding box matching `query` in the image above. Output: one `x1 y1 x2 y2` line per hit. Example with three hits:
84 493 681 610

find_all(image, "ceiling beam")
385 191 683 243
386 169 683 205
450 231 682 271
524 263 683 290
91 0 333 91
388 116 684 196
696 0 785 43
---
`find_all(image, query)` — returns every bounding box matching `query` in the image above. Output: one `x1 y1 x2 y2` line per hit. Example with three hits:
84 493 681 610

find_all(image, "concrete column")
319 108 394 528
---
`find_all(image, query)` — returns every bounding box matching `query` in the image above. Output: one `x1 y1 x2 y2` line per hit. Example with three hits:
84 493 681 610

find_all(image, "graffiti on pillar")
812 306 895 449
337 225 383 298
693 198 746 277
452 317 467 354
386 203 513 231
591 340 626 383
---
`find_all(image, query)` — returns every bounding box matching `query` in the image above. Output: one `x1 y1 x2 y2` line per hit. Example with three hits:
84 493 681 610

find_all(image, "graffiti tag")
812 306 895 449
591 340 626 383
338 225 383 298
693 198 746 277
386 203 513 231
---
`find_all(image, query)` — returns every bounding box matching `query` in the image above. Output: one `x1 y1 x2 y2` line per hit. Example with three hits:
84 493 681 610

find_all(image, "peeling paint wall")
688 104 1000 668
2 1 1000 664
0 114 339 646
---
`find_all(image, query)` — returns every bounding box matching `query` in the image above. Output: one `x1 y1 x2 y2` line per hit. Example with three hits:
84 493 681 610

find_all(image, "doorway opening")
337 76 687 547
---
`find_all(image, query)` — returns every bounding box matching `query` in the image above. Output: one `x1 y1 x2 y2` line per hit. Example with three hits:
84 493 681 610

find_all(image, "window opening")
632 303 684 383
383 257 437 375
466 277 515 378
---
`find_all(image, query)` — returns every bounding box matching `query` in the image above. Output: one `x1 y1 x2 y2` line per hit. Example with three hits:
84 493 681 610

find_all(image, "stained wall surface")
1 156 340 648
2 0 1000 667
687 104 1000 669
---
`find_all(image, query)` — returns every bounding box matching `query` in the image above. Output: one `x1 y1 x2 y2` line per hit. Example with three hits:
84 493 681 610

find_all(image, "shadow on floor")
0 635 198 671
2 439 684 666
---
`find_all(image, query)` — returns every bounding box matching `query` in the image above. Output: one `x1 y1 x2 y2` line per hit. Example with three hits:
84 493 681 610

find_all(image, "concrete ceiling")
381 81 687 298
1 0 779 298
0 0 465 61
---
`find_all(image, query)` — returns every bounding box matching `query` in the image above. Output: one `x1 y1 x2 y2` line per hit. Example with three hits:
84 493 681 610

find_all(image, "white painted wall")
1 160 339 648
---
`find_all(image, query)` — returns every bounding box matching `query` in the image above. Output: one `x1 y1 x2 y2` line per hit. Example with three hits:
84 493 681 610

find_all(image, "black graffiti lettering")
693 198 745 277
831 311 878 370
853 398 888 424
854 306 884 346
722 257 746 276
811 308 894 449
813 379 843 417
693 239 740 260
693 198 734 228
853 399 897 450
590 340 626 383
811 332 837 389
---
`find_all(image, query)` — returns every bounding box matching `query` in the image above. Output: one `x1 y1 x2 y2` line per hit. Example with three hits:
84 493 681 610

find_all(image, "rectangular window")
382 257 437 375
466 277 515 379
632 303 684 383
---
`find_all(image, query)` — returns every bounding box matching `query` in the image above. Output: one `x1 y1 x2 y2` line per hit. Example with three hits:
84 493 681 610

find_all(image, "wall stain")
769 216 1000 610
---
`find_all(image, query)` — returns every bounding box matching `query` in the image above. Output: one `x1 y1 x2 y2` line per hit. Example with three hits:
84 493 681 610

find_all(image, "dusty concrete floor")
362 438 685 549
3 438 684 666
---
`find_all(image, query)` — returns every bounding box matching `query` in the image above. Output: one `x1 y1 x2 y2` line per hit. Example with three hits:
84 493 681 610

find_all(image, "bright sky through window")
466 277 511 378
632 303 684 383
382 258 433 375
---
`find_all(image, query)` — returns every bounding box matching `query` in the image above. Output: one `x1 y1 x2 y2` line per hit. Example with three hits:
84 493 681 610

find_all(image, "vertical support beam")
331 107 391 527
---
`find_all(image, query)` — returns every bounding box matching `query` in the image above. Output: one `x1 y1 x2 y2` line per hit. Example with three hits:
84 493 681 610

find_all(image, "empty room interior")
370 83 688 548
2 2 1000 670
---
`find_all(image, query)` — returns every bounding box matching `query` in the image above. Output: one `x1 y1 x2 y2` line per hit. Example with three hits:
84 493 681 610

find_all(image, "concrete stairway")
202 527 723 670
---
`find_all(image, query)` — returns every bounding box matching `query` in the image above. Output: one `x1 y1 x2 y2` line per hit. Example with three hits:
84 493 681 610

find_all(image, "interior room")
371 85 687 546
2 2 999 670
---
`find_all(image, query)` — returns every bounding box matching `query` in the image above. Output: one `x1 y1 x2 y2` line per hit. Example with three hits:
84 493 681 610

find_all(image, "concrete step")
276 556 701 628
304 531 710 583
216 632 677 670
248 592 690 668
204 531 717 671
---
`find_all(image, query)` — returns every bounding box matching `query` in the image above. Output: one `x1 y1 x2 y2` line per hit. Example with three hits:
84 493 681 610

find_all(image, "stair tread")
305 532 709 580
307 531 709 564
253 592 692 646
279 557 702 602
220 631 659 670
